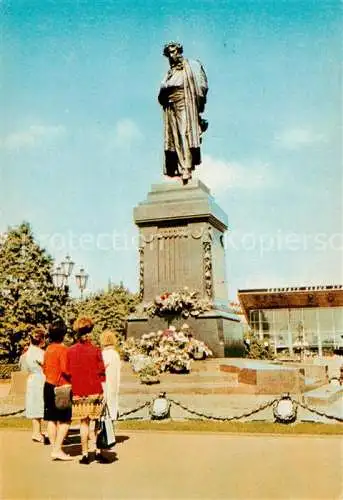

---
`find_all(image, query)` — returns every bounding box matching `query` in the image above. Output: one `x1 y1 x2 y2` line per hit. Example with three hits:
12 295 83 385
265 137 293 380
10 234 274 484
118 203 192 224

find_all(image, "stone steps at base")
120 359 224 374
303 384 343 406
121 361 244 395
120 382 256 395
121 372 238 384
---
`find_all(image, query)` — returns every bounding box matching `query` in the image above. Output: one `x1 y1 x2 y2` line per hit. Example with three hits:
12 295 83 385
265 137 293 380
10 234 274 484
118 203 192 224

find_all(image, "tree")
0 222 67 362
64 284 139 344
245 337 274 360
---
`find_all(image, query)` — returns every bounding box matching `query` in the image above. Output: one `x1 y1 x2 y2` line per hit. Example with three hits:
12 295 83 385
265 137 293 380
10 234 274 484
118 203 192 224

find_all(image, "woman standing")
67 317 107 465
43 320 73 461
22 328 46 443
100 330 121 422
19 345 29 371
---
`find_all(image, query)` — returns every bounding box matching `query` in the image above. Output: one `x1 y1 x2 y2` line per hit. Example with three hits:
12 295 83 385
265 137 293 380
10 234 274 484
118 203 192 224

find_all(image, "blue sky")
1 0 342 298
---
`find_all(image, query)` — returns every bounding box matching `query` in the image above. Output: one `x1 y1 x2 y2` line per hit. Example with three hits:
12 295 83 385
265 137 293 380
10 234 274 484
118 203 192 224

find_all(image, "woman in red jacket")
67 316 107 464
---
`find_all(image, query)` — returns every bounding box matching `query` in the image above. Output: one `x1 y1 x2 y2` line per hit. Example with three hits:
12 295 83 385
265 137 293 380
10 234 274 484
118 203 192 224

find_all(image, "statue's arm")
194 61 208 113
198 63 208 94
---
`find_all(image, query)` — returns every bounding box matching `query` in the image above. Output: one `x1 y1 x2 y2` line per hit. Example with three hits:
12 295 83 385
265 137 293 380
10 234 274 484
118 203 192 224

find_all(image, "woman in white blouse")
100 330 121 421
21 328 46 442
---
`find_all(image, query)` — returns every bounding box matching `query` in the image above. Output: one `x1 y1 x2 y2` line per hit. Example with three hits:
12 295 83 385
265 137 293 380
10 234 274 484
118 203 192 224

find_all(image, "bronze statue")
158 42 208 184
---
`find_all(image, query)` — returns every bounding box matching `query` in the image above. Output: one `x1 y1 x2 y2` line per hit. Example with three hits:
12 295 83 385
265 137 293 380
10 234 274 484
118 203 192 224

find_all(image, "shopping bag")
96 405 116 449
54 384 72 410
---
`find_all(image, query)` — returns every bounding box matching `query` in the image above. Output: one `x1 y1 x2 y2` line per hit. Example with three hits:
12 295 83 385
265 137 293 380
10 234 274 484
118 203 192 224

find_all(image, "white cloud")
109 119 143 148
195 154 272 193
0 125 66 150
275 127 327 150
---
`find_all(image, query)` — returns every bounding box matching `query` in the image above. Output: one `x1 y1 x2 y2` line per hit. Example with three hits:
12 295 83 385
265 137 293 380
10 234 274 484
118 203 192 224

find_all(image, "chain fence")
294 399 343 423
166 395 343 423
167 397 278 421
0 394 342 423
0 408 25 417
117 402 150 420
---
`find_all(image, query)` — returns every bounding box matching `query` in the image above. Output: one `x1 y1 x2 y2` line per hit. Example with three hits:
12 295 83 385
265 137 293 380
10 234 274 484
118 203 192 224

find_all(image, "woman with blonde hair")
67 316 107 464
100 330 121 421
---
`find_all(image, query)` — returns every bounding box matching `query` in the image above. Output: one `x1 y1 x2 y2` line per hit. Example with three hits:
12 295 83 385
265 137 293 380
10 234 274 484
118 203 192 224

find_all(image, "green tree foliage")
245 337 275 360
0 222 67 362
64 284 139 345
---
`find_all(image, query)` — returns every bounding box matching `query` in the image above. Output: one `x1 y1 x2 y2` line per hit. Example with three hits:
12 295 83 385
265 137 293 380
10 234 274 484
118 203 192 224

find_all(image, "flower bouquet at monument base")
122 325 213 383
138 362 161 385
143 288 212 319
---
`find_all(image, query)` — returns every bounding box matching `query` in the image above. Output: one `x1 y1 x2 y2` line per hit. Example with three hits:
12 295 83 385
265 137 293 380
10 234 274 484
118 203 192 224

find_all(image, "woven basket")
72 394 104 420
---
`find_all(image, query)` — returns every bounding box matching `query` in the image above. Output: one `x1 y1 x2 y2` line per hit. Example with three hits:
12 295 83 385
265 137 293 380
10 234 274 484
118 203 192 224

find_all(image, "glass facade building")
238 286 343 354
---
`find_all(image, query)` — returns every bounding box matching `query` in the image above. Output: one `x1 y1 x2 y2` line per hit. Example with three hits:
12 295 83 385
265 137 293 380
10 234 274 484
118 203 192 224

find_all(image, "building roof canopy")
238 285 343 319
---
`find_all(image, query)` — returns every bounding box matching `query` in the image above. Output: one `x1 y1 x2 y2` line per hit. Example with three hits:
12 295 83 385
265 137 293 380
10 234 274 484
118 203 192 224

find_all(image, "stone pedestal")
127 179 244 357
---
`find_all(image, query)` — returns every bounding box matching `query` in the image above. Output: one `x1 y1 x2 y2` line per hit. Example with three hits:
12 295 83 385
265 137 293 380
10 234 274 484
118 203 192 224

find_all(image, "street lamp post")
75 268 89 300
60 255 75 286
52 255 89 299
52 265 67 291
294 321 308 362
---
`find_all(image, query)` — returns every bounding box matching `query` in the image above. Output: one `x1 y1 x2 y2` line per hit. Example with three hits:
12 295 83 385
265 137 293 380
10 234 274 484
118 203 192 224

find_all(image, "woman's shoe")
79 454 90 465
32 434 44 443
95 453 110 464
51 451 74 461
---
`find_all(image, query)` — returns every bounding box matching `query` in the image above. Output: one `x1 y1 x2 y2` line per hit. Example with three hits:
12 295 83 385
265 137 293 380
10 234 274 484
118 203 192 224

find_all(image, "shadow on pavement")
64 429 130 445
115 435 130 444
62 432 127 460
98 451 118 464
61 443 118 463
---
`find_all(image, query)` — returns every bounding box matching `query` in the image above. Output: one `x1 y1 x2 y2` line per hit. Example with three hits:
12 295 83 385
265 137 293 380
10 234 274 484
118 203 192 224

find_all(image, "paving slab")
1 429 342 499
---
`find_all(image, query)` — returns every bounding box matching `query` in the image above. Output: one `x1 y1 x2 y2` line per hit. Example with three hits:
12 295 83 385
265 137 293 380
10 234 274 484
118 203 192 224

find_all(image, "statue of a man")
158 42 208 184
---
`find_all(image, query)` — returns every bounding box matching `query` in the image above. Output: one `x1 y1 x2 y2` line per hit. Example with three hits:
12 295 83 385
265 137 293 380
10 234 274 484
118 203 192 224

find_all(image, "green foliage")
0 363 19 379
224 341 246 358
64 284 139 345
246 337 275 360
0 222 67 362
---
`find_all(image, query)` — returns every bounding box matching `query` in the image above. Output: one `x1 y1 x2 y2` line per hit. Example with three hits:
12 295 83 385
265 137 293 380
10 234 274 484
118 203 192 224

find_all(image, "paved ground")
1 429 342 499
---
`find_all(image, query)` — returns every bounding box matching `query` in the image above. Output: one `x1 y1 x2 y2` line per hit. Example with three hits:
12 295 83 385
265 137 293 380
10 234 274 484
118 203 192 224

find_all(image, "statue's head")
163 42 183 65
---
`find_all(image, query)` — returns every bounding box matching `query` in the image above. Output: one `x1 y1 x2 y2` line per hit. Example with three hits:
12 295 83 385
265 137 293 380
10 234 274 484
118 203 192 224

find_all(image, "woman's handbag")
54 384 72 410
96 404 116 449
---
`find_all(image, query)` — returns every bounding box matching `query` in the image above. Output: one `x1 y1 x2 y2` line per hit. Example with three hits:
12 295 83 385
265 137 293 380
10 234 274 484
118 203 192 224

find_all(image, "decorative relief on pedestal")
141 233 154 244
141 228 189 243
190 227 204 239
203 226 213 299
138 246 144 299
157 227 189 239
